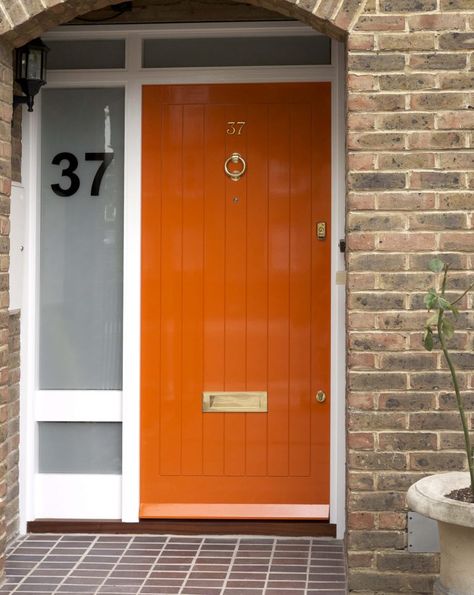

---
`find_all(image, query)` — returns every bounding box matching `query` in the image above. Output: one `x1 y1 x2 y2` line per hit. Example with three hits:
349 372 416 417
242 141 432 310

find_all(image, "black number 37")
51 152 114 197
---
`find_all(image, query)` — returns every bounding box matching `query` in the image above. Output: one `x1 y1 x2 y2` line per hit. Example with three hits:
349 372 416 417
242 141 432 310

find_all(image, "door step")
28 518 335 537
140 503 329 520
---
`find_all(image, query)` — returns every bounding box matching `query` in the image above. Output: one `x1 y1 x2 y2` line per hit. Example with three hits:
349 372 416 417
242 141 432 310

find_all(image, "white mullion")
45 74 128 86
135 65 336 84
46 65 335 86
35 475 121 519
42 21 326 40
121 78 142 522
126 33 142 73
19 98 41 532
35 390 122 421
329 41 346 539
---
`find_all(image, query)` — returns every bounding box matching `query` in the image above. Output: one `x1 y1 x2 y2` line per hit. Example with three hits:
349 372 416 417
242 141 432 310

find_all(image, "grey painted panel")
38 422 122 474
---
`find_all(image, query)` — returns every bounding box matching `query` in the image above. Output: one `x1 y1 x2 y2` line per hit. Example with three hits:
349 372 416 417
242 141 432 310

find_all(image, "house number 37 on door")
226 121 246 135
50 152 115 198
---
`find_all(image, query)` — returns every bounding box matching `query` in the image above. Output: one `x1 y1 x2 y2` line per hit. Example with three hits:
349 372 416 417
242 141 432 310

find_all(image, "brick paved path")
1 535 347 594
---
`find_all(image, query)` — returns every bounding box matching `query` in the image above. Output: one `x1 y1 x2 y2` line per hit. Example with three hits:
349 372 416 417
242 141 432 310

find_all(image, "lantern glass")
28 48 43 80
18 50 28 79
16 39 48 83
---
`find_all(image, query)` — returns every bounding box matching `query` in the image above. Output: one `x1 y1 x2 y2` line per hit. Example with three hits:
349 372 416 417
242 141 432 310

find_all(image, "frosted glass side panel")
40 88 124 389
47 40 126 69
38 422 122 474
143 35 331 68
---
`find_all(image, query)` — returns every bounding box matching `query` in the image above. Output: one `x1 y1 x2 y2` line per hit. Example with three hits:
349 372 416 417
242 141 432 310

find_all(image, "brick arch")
237 0 364 39
0 0 365 47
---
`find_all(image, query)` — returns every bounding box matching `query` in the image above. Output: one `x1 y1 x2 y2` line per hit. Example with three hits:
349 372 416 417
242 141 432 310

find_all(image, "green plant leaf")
424 289 438 310
429 258 445 273
426 313 438 328
438 297 451 310
442 318 455 340
423 328 434 351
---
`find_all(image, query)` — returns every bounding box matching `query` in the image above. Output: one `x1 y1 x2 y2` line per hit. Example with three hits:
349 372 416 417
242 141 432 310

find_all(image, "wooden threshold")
28 519 336 537
140 503 329 520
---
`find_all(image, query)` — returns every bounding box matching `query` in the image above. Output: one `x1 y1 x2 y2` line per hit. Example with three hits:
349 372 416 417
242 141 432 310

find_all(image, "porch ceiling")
69 0 290 26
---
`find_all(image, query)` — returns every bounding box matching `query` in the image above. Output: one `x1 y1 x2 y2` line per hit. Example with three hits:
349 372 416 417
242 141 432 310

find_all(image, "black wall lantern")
13 38 49 112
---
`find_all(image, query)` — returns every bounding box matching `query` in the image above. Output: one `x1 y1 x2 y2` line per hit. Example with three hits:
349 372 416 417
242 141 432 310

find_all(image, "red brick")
378 33 436 51
408 131 466 150
440 232 474 251
349 512 376 530
376 232 437 251
408 13 466 30
356 15 406 30
348 432 376 450
437 111 474 129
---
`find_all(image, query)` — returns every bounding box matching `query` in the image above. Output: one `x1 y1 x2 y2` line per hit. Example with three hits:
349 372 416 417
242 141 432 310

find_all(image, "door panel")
141 83 331 518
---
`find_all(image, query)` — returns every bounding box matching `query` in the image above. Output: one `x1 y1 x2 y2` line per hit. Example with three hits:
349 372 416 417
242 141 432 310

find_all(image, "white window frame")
19 22 346 538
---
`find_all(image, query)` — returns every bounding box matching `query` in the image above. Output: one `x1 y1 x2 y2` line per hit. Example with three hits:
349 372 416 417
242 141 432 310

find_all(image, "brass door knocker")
224 152 247 182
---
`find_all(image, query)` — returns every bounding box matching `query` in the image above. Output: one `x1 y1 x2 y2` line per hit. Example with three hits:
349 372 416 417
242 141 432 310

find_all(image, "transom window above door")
142 34 331 68
44 23 333 72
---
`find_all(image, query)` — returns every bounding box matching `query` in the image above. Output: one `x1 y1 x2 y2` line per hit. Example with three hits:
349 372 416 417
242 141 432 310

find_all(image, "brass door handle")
224 152 246 181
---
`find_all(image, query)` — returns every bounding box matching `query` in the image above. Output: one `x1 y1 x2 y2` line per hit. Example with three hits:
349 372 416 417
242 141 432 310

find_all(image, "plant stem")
451 283 474 306
437 308 474 498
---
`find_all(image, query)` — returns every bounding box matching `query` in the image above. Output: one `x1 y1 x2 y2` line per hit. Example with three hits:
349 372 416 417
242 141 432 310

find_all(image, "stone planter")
407 472 474 595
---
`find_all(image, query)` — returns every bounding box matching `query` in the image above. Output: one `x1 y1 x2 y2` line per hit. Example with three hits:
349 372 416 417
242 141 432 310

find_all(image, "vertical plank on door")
141 89 163 501
267 103 290 477
224 105 247 477
289 106 312 478
181 105 205 475
160 104 183 475
310 86 331 500
245 103 269 477
202 105 226 476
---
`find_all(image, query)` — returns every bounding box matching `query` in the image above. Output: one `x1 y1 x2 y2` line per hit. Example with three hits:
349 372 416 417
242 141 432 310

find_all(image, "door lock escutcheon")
316 222 327 240
316 390 326 403
316 221 327 240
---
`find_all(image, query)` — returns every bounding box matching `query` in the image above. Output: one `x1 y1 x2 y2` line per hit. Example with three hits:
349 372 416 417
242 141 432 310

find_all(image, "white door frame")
19 22 346 538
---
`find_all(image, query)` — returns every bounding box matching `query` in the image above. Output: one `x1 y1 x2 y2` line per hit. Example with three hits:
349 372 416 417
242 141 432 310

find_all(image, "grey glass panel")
46 39 126 70
40 88 124 389
143 35 331 68
38 422 122 474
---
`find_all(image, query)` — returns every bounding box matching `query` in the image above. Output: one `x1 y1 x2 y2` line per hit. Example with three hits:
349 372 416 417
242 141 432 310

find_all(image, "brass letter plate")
202 391 267 413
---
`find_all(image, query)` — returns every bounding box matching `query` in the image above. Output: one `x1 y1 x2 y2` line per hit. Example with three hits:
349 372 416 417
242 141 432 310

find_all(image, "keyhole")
232 196 239 204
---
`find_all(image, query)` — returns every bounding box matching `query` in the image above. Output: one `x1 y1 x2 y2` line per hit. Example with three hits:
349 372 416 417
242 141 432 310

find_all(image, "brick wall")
346 0 474 591
0 40 12 582
0 0 471 592
6 310 19 543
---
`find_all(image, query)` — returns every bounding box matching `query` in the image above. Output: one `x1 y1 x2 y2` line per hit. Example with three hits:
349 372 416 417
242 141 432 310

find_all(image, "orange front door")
141 83 331 519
